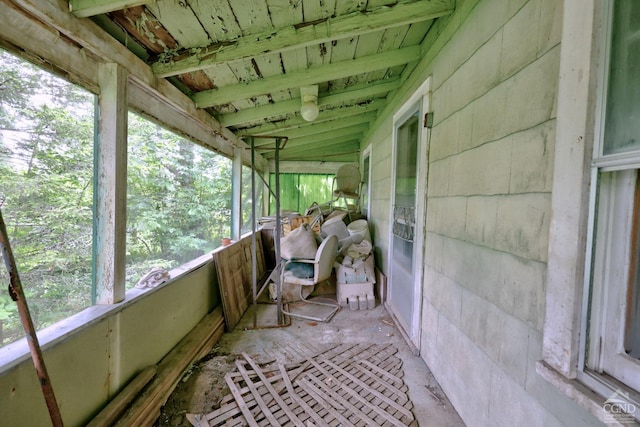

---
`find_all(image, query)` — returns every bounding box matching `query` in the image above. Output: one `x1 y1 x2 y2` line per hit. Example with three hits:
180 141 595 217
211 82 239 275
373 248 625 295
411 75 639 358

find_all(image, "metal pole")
250 137 258 328
274 138 283 325
0 209 64 427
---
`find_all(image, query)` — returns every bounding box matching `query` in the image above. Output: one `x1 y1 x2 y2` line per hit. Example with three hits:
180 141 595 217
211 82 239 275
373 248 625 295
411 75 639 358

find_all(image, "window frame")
579 0 640 400
540 0 640 420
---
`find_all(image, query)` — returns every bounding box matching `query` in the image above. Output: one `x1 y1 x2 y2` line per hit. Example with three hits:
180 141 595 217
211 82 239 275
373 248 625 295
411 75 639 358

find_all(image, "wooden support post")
94 63 128 304
231 147 242 241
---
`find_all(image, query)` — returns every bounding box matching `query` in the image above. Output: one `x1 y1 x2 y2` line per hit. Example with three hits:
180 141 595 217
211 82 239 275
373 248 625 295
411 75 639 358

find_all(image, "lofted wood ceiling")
70 0 454 163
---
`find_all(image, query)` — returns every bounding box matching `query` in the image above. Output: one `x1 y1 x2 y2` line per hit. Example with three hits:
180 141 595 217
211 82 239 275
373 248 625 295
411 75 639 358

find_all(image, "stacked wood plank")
187 343 416 426
113 307 225 427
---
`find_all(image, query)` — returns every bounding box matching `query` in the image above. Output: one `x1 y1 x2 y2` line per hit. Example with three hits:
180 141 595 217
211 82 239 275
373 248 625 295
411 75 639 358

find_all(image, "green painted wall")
0 258 220 426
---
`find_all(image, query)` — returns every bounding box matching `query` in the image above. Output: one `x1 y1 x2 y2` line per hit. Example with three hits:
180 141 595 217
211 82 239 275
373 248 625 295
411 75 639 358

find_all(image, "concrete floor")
207 300 466 427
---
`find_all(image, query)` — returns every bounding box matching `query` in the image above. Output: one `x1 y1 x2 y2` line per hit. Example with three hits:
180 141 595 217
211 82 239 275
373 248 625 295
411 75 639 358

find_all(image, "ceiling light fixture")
300 85 319 122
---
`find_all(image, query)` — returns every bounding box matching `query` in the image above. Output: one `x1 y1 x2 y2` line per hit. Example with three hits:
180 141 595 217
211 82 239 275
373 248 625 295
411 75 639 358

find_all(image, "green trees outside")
270 173 334 215
0 50 233 346
0 51 95 345
125 113 233 284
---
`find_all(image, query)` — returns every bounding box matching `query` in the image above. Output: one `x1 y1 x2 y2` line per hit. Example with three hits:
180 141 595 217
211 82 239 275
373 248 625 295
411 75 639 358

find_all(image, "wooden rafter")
240 102 382 136
261 126 368 154
275 139 361 160
218 79 401 127
251 114 377 147
151 0 454 77
193 47 420 108
69 0 152 18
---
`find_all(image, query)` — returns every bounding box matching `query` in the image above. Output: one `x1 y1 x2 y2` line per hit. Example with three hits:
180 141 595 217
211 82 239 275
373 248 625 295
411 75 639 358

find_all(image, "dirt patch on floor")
155 347 238 427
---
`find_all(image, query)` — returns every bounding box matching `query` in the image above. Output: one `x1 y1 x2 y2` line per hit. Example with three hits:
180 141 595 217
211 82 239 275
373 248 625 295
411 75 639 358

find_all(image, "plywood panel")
213 232 267 331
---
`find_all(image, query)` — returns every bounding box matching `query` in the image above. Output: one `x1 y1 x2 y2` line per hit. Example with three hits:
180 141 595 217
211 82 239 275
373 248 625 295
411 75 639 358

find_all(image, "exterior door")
387 78 430 350
388 105 421 345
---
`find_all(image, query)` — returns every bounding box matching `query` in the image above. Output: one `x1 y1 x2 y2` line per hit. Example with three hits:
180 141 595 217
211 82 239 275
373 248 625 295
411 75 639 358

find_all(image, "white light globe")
300 101 319 121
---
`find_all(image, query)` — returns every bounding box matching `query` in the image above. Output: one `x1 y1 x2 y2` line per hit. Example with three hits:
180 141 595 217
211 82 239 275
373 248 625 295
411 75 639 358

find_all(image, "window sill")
536 360 638 426
0 250 215 374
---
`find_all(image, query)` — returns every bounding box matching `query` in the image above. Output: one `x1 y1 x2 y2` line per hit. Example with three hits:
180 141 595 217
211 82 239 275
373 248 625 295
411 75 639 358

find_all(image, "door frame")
361 145 372 218
387 77 431 351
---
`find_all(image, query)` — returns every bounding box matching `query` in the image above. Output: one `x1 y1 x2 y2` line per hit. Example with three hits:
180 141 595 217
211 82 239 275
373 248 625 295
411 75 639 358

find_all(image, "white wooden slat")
318 357 414 419
278 363 330 427
335 0 365 16
146 0 209 47
297 377 353 425
266 0 303 27
301 0 336 21
303 372 378 426
241 353 306 427
192 344 414 426
229 0 273 34
189 0 242 43
235 361 281 426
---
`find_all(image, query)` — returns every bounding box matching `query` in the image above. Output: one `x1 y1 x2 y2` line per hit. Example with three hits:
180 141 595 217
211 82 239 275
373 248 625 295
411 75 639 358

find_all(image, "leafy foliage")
126 113 233 285
270 173 333 214
0 50 233 346
0 50 94 345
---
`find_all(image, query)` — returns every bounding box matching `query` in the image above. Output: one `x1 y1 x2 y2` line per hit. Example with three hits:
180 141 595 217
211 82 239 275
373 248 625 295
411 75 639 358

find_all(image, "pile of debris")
264 209 378 312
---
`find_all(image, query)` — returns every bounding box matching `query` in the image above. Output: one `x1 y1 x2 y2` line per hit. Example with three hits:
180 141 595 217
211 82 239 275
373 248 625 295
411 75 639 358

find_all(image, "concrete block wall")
421 0 600 425
366 0 604 425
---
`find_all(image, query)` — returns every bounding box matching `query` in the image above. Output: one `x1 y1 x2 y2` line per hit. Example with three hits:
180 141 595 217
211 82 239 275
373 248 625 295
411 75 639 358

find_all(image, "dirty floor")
156 300 466 426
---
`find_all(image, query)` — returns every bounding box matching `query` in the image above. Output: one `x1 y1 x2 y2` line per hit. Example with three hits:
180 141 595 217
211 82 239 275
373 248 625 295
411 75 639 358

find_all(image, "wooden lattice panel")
187 343 416 426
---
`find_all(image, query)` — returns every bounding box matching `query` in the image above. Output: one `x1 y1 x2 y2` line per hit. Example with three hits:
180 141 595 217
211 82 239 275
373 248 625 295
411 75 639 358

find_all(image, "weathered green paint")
240 101 383 136
274 138 361 160
261 126 368 154
362 0 480 146
190 0 242 43
193 47 420 107
152 0 454 77
219 79 401 127
95 63 127 305
146 1 209 48
252 113 378 147
69 0 150 18
90 15 150 60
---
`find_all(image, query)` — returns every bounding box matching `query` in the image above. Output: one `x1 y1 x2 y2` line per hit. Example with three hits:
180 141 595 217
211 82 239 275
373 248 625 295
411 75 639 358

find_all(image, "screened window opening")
126 113 232 288
242 165 263 235
0 49 95 346
269 173 333 215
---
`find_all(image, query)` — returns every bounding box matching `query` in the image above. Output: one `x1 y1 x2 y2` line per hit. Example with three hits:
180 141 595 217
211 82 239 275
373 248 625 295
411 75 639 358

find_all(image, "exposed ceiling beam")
272 139 360 160
152 0 455 77
252 114 376 147
90 15 149 59
218 78 401 127
69 0 151 18
261 126 368 154
240 101 382 136
270 161 350 174
193 46 420 107
267 134 363 156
